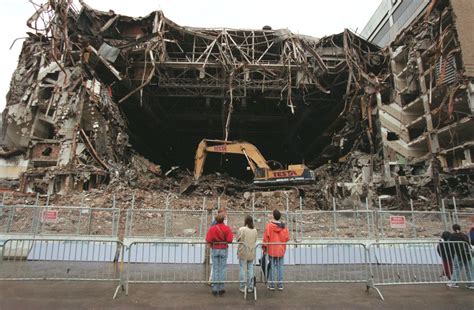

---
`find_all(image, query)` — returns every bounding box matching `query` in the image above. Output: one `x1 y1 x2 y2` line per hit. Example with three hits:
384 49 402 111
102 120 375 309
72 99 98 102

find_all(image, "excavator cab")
255 167 267 179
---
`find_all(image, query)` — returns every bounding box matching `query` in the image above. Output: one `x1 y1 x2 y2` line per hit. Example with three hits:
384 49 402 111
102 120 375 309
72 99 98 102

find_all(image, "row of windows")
365 0 428 46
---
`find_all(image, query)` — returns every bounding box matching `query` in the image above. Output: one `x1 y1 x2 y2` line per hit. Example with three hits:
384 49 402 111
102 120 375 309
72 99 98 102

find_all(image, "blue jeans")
451 257 473 286
239 260 254 291
268 256 284 288
211 248 228 292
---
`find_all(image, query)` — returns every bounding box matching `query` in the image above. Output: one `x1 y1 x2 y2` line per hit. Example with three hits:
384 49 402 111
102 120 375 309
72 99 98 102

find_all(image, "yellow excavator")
193 139 315 186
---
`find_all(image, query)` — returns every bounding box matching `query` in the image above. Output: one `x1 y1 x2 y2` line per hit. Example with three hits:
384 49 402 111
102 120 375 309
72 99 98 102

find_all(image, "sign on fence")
389 215 406 228
42 210 58 223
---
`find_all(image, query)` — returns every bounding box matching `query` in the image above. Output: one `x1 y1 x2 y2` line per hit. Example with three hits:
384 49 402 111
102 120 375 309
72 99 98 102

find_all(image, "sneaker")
218 290 226 296
212 291 218 296
248 288 254 293
267 285 275 291
447 283 459 288
239 288 245 293
467 286 474 290
278 286 284 291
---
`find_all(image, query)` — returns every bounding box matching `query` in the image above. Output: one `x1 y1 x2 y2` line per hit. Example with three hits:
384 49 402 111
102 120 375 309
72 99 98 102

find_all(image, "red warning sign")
42 210 58 223
390 215 406 229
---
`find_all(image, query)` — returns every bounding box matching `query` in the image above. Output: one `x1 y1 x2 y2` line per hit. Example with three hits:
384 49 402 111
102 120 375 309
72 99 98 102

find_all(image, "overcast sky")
0 0 381 112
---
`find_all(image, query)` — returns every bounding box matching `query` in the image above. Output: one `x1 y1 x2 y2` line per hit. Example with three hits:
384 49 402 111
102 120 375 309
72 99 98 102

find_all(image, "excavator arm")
194 139 270 181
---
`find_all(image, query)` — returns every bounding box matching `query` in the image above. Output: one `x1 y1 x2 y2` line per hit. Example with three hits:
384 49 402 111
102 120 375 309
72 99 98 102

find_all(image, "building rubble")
0 0 473 211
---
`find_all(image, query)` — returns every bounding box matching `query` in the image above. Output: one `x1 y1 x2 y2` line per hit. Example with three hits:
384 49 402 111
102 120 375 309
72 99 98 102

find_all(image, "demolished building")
378 0 474 204
0 0 473 208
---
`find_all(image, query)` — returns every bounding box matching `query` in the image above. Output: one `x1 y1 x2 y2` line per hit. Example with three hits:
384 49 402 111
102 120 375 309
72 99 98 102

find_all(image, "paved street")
0 282 473 309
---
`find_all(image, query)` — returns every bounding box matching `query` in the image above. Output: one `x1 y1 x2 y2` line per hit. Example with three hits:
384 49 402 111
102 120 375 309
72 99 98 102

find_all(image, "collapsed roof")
75 2 387 171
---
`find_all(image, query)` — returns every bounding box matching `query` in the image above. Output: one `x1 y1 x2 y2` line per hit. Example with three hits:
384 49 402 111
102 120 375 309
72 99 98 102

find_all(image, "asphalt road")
0 281 473 309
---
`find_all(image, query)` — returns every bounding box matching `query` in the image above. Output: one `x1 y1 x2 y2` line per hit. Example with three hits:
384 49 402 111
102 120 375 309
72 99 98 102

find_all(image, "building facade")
361 0 429 47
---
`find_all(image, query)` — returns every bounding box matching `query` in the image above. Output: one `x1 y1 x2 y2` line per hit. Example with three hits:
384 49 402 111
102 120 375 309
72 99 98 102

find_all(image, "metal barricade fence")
0 205 120 237
1 239 472 301
0 238 125 298
367 241 474 300
124 208 466 240
120 197 470 240
2 195 468 236
256 242 368 284
124 241 243 295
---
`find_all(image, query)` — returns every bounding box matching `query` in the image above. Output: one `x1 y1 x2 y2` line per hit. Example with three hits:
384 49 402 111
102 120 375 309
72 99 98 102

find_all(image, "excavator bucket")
179 175 196 194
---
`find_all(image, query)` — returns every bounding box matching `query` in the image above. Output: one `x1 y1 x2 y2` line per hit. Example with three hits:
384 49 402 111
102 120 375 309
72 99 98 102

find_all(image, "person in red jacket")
205 213 234 296
208 207 227 284
263 209 290 291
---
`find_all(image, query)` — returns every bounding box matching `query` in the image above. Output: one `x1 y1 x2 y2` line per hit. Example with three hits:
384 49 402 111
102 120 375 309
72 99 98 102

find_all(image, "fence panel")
0 206 119 236
125 209 207 238
125 209 167 237
255 242 368 285
168 210 208 238
377 211 448 239
125 241 244 296
367 241 474 300
0 206 37 233
292 211 374 239
294 211 336 238
37 207 119 237
0 239 124 297
125 241 240 283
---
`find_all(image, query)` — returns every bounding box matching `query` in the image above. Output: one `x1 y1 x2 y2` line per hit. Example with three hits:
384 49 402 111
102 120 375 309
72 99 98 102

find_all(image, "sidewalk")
0 282 473 309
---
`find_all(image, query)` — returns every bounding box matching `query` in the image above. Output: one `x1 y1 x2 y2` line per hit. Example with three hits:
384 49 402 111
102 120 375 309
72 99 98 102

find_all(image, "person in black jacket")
447 224 473 289
437 231 453 280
